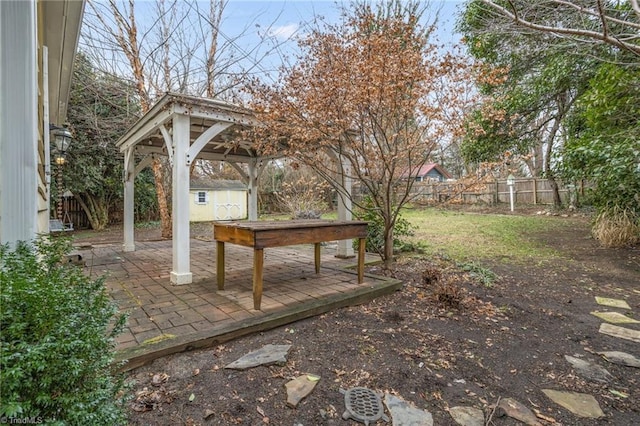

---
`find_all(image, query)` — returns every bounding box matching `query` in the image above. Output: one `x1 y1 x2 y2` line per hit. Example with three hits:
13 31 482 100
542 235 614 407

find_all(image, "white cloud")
268 23 299 41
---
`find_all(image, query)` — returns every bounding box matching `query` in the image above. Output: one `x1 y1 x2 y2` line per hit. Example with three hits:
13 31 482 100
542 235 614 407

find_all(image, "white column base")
170 271 193 285
336 154 354 258
123 243 135 252
336 239 355 258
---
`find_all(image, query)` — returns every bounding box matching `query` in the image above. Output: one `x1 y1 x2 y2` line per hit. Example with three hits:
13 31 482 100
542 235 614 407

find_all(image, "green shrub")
354 196 415 255
458 261 498 287
0 236 127 425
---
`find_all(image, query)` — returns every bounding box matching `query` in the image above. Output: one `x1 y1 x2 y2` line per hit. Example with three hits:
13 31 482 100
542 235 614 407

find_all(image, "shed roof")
404 163 453 180
190 179 247 191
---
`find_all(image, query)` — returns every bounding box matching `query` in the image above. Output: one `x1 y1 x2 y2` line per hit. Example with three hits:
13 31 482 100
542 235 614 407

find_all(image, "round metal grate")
340 387 389 425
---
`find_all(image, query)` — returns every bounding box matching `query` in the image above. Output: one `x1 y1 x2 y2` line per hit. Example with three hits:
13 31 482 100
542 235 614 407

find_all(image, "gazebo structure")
116 93 355 285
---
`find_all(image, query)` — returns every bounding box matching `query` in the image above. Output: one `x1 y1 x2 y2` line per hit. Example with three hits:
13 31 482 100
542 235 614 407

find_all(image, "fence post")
507 175 516 211
532 178 538 205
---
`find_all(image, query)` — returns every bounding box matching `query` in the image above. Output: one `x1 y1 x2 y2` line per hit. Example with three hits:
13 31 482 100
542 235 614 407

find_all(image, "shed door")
213 190 246 220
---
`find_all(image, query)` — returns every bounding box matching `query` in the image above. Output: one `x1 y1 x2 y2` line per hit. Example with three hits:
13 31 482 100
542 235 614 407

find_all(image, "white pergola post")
170 113 192 285
336 156 354 258
123 147 136 252
247 159 259 221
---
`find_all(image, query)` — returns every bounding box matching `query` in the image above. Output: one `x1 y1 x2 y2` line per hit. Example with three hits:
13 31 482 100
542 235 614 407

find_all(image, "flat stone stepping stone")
495 398 539 425
384 393 433 426
598 351 640 368
564 355 613 383
285 374 320 408
224 344 292 370
595 297 630 310
449 406 484 426
599 323 640 343
542 389 604 418
591 311 639 324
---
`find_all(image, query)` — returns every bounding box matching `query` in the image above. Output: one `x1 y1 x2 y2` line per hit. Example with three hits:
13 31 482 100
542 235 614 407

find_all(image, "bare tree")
247 1 476 267
81 0 295 237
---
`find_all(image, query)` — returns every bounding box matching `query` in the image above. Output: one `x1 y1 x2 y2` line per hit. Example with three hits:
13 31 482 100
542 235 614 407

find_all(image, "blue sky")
218 0 466 81
221 0 465 44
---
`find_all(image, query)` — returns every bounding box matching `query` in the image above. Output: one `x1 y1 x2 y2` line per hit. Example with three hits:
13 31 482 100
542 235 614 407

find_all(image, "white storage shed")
190 179 247 221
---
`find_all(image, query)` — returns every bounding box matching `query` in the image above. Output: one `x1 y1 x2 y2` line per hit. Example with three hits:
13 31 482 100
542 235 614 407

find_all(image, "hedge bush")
0 237 127 425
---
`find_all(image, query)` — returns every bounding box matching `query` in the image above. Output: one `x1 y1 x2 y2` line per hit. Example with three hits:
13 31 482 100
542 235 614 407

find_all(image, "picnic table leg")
253 248 264 310
217 241 225 290
357 238 365 284
314 243 321 274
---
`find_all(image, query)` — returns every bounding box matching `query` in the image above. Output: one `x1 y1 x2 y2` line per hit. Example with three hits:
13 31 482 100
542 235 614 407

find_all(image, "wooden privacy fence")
407 178 582 206
55 199 158 230
58 197 91 229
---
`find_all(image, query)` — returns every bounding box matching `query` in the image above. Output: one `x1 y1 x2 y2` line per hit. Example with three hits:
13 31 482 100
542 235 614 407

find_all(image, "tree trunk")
544 123 562 208
206 0 225 97
152 158 172 238
75 194 108 231
98 0 174 238
382 221 394 270
547 172 562 208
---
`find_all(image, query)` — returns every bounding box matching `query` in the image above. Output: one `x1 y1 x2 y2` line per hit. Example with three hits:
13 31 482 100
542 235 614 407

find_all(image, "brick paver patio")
75 238 401 370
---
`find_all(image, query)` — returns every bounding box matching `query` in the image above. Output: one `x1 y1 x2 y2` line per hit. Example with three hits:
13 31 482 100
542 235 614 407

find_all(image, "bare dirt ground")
79 209 640 425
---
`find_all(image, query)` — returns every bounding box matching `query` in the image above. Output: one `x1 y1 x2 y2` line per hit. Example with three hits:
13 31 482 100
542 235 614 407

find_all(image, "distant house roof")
403 163 453 180
190 179 247 191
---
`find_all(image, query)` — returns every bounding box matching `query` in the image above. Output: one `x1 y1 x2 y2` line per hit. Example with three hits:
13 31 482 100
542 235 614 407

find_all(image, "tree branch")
478 0 640 56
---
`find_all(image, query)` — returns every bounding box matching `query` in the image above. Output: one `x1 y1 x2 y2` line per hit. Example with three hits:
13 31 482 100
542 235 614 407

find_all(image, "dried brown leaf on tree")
244 1 480 268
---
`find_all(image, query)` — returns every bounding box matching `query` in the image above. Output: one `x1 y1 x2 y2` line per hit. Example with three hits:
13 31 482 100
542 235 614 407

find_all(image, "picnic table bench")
213 220 368 310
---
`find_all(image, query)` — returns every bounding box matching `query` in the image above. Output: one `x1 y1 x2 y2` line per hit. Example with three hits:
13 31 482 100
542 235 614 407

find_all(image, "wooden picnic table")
213 220 368 310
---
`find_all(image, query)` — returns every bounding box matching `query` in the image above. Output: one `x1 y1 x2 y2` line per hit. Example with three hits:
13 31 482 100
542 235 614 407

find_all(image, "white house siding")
0 1 39 244
190 189 247 222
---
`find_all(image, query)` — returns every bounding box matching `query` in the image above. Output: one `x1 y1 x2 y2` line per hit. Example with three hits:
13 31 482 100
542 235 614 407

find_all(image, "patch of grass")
458 261 498 287
256 206 585 266
70 229 98 239
402 208 579 264
142 333 176 345
136 220 160 229
498 305 511 314
322 211 338 220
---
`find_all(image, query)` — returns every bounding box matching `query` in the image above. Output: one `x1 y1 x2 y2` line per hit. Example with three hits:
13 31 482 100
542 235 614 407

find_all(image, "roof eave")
42 0 85 126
